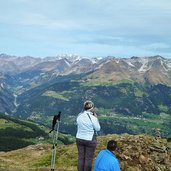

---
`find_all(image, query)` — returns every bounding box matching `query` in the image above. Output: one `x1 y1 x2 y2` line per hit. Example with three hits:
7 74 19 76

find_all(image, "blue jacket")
76 110 101 141
94 149 121 171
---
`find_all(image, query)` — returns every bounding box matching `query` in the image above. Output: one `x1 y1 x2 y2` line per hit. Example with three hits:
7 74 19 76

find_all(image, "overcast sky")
0 0 171 58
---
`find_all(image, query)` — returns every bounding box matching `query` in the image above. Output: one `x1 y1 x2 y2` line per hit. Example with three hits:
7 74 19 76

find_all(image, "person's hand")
93 112 97 117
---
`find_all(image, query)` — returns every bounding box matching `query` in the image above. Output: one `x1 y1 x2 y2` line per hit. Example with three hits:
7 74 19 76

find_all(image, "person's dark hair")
84 100 94 110
107 140 117 151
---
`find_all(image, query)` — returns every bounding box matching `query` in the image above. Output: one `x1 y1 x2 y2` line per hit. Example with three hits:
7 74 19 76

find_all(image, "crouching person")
94 140 121 171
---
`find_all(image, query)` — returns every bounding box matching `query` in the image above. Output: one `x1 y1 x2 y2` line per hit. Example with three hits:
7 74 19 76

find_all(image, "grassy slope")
0 114 75 152
0 134 171 171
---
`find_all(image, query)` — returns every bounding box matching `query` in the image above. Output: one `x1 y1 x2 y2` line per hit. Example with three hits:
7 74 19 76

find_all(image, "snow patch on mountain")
89 58 99 64
116 59 120 64
167 62 171 68
126 61 135 67
95 60 110 70
138 58 150 72
63 59 71 67
0 83 4 89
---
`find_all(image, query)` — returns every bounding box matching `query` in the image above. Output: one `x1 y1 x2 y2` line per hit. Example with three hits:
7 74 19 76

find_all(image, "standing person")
94 140 121 171
76 100 101 171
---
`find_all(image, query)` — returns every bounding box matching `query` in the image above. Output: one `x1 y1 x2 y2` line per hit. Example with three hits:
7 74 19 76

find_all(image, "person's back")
94 140 120 171
76 100 101 171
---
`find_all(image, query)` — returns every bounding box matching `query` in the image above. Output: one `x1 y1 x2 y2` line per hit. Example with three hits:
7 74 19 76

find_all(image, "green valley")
1 55 171 141
14 77 171 139
0 114 75 152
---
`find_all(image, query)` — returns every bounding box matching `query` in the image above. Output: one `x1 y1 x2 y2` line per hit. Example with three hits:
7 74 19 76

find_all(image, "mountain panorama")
0 53 171 138
0 53 171 170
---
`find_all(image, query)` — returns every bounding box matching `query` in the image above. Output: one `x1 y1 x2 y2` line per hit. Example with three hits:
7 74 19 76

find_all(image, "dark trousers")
76 138 96 171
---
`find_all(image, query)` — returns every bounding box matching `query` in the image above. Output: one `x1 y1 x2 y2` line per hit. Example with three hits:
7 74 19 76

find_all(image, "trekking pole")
50 111 61 171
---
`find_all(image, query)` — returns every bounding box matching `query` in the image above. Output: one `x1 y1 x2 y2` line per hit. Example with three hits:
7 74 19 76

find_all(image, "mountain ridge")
1 54 171 95
0 53 171 138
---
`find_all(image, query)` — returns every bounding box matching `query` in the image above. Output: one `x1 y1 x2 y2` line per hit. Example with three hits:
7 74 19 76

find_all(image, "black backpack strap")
86 113 97 133
87 113 93 125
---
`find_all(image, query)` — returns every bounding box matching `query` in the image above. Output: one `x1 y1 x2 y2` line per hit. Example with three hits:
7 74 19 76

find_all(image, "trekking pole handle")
49 111 61 133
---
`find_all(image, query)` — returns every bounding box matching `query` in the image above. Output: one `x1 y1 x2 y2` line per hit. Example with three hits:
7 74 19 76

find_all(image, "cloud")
0 0 171 57
1 0 171 35
17 13 80 30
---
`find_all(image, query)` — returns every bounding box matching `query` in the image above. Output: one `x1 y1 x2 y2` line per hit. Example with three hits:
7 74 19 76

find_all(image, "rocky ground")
109 134 171 171
0 134 171 171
